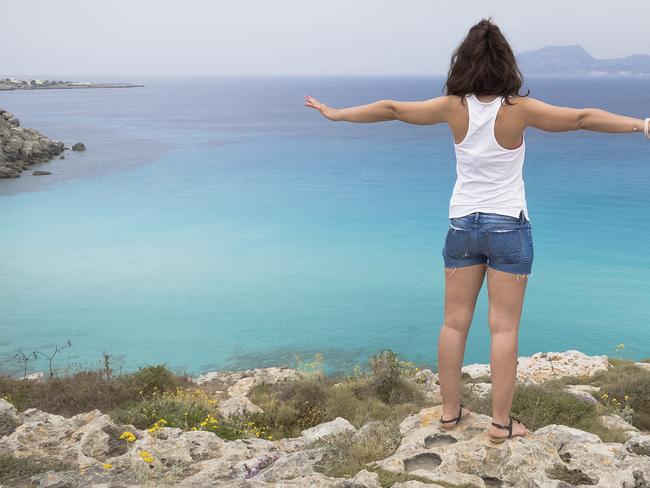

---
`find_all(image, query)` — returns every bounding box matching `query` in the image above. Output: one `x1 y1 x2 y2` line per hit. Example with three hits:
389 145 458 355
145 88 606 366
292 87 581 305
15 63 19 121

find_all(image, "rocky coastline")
1 349 649 487
0 78 143 91
0 108 68 178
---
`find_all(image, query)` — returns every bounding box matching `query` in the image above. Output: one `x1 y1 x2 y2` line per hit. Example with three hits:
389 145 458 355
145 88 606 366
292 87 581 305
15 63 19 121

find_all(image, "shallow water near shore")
1 75 649 377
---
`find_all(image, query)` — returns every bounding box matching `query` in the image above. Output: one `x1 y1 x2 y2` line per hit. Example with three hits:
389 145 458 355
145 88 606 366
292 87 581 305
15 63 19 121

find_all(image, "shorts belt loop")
473 212 479 224
519 209 525 225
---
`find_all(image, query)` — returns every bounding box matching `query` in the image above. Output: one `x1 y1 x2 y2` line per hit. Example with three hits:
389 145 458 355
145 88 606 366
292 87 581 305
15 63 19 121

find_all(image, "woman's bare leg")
438 263 487 420
486 267 529 437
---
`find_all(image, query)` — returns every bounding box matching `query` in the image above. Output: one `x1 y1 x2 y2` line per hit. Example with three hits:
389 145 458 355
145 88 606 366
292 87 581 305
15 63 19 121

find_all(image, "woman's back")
448 93 529 221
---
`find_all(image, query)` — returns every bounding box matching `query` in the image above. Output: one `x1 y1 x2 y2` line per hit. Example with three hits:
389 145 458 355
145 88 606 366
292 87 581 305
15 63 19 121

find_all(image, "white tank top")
449 93 529 221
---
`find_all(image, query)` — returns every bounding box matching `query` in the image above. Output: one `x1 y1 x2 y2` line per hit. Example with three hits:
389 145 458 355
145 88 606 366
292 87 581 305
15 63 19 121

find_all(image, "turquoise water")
1 75 649 377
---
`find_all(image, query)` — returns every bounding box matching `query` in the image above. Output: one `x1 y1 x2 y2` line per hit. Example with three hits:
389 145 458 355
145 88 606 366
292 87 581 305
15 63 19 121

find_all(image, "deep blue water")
1 75 649 378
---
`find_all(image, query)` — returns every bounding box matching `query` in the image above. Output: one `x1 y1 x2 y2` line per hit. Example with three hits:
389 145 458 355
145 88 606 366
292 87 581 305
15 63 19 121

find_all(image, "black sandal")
488 415 527 443
439 402 469 429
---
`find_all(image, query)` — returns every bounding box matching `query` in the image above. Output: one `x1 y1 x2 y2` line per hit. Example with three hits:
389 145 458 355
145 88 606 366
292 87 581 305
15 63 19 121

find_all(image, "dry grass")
0 364 192 418
311 418 402 478
0 454 73 487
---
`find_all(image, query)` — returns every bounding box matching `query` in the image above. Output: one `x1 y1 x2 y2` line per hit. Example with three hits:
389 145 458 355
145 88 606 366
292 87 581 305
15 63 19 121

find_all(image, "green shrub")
511 383 597 431
247 350 431 440
119 364 186 398
351 350 426 405
247 378 331 438
599 374 650 430
109 385 215 430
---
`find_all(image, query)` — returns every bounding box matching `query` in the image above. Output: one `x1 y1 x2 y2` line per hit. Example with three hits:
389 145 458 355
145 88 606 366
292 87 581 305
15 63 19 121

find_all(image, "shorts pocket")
486 227 522 264
444 224 469 259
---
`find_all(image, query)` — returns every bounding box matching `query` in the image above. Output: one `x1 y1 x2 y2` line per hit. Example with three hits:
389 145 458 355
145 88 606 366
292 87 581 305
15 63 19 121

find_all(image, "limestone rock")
301 417 356 443
599 414 639 437
0 407 137 468
340 469 382 488
533 423 603 449
634 362 650 371
71 142 86 151
219 395 264 418
191 366 300 393
461 350 609 385
392 482 446 488
0 397 20 437
467 382 492 398
252 447 326 482
0 107 65 178
179 437 277 484
412 368 442 402
0 166 19 177
625 432 650 457
516 350 610 384
563 385 599 405
24 371 45 381
460 363 491 379
371 406 650 488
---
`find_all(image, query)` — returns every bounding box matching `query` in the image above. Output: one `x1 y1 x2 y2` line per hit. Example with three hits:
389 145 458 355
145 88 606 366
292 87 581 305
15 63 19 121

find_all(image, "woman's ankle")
491 414 511 426
442 401 461 413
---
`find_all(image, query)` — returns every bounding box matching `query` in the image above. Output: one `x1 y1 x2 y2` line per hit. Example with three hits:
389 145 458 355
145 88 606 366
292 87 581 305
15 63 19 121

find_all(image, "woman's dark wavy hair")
443 17 530 105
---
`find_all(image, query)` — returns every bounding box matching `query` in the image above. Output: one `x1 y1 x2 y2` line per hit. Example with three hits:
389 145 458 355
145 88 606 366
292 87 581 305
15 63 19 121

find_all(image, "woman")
304 18 650 443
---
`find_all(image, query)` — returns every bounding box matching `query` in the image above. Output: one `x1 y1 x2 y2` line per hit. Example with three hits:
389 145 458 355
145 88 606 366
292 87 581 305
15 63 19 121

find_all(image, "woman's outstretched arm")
522 97 647 134
304 95 450 125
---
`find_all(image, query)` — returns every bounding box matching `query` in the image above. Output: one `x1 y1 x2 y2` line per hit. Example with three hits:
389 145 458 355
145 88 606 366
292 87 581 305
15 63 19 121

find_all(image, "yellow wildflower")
139 450 155 464
601 393 609 400
119 431 136 442
102 463 113 470
624 395 630 401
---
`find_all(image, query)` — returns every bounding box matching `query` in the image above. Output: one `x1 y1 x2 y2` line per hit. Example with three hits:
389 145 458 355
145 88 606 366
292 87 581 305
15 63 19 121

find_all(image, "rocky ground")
0 108 67 178
1 350 649 487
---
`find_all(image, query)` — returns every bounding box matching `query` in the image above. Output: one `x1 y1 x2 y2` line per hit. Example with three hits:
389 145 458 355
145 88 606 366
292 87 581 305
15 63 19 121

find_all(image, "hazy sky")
3 0 648 76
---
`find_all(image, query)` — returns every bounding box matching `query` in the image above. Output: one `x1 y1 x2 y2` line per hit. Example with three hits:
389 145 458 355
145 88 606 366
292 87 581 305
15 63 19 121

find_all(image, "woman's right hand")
304 95 340 121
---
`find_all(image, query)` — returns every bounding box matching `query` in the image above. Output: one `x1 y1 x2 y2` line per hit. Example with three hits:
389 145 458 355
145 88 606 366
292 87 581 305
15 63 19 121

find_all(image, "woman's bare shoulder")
505 94 535 105
445 94 469 108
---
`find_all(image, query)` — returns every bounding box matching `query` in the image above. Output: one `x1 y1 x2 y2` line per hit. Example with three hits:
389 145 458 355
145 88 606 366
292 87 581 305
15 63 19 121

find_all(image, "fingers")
304 94 321 109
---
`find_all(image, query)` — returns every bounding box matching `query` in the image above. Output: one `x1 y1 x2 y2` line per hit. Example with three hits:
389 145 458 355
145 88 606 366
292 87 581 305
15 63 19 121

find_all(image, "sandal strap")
440 403 464 424
491 415 515 437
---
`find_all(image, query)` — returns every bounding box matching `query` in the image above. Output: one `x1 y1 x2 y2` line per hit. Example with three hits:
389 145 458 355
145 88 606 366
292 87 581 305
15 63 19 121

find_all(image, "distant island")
515 45 650 77
0 78 144 91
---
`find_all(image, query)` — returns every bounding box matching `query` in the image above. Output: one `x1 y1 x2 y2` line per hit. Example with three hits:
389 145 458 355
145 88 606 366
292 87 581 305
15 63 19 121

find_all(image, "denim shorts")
442 210 534 275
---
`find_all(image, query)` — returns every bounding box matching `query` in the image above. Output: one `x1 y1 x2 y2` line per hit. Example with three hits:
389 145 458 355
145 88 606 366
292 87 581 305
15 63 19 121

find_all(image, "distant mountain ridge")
515 45 650 77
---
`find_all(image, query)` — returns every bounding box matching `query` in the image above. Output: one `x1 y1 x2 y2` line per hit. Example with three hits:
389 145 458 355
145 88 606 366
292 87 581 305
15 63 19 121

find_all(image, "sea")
1 75 649 378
